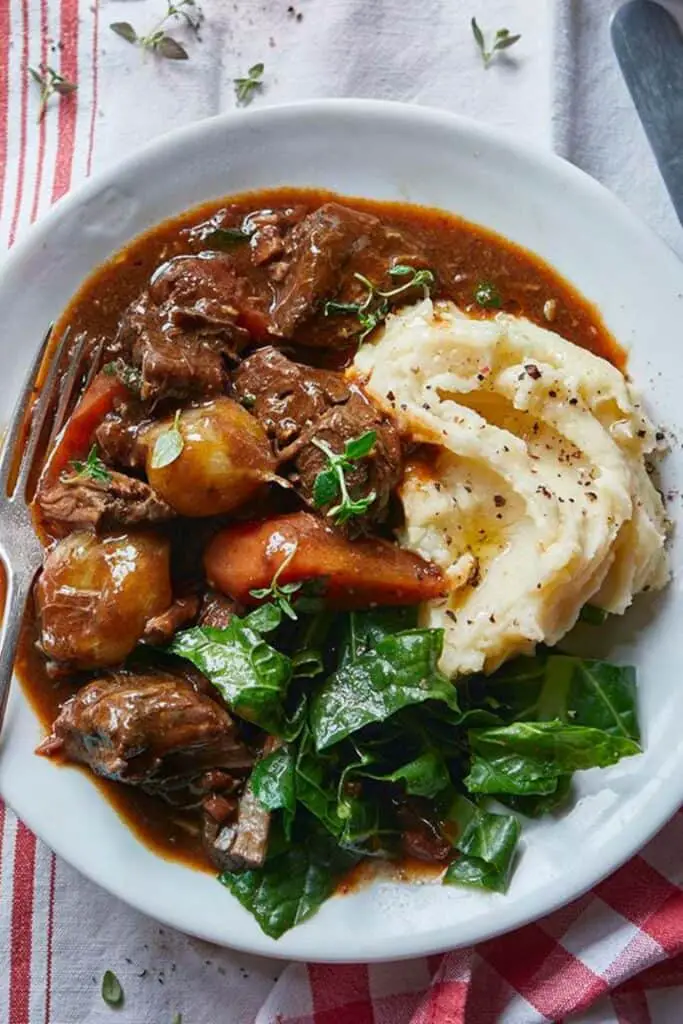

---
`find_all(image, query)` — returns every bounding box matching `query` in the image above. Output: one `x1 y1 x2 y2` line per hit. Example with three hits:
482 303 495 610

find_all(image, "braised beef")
396 799 451 863
95 400 148 471
141 594 200 645
198 591 242 630
202 737 279 872
116 254 258 403
233 345 349 452
37 470 174 532
37 671 252 791
233 346 402 532
268 203 382 337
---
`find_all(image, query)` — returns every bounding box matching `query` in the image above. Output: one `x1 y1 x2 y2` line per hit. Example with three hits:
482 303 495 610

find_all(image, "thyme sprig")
63 445 111 485
324 264 435 343
471 18 521 68
234 63 265 105
110 0 203 61
312 431 378 526
28 65 77 123
249 544 301 621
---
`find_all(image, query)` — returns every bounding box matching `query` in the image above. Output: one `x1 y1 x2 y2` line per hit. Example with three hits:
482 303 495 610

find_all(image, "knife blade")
612 0 683 226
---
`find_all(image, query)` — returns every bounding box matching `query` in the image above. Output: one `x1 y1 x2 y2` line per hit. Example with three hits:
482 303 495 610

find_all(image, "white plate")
1 100 682 963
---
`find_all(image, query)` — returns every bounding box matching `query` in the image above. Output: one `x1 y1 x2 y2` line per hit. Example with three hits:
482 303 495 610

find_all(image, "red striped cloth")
2 2 683 1022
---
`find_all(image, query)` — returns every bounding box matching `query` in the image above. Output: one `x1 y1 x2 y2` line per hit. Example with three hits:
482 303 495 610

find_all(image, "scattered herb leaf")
103 358 143 393
471 18 521 68
29 64 77 123
101 970 124 1008
474 281 503 309
204 226 253 249
63 445 111 485
151 410 184 470
249 544 302 621
579 604 609 626
311 430 377 525
234 63 265 105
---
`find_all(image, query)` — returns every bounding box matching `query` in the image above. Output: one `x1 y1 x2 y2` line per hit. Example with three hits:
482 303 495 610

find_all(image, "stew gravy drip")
14 187 623 874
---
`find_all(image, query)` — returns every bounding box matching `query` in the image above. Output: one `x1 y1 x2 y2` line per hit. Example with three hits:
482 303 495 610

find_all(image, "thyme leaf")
249 544 302 621
151 410 185 470
311 431 377 526
29 64 77 123
471 17 521 68
63 445 111 485
110 1 203 60
234 63 265 105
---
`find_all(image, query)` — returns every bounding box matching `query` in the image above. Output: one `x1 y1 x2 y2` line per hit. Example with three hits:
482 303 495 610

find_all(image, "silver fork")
0 325 94 729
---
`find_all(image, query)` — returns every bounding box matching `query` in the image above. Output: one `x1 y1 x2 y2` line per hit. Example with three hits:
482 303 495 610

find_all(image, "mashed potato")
353 300 669 678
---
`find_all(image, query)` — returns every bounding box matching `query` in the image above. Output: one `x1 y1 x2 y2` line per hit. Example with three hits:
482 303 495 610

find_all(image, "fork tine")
12 326 76 497
82 335 106 391
0 324 54 486
45 330 88 454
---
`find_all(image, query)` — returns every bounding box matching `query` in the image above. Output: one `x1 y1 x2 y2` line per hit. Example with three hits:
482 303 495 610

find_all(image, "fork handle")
0 564 36 730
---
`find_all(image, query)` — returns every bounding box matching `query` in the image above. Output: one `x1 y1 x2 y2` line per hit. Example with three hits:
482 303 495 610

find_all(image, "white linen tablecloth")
1 2 682 1021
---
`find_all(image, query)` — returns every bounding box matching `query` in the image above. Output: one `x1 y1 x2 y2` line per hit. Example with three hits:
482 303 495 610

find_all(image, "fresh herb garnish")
29 65 77 123
110 0 203 61
63 445 111 485
103 358 143 393
150 410 184 470
579 603 609 626
101 970 124 1008
474 281 503 309
324 265 435 343
250 544 302 621
471 17 521 68
234 63 265 105
311 430 377 525
203 226 253 249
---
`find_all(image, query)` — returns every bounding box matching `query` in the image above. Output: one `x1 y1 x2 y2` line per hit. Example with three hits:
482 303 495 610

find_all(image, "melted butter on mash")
353 299 669 678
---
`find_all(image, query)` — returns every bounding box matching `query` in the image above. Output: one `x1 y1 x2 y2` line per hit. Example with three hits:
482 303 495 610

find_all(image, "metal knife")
612 0 683 226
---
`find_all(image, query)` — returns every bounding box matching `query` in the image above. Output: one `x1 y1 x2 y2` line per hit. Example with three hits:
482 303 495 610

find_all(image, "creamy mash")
353 300 669 678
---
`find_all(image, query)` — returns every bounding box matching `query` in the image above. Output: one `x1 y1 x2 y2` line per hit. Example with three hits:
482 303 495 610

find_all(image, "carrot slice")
204 512 446 610
39 370 128 487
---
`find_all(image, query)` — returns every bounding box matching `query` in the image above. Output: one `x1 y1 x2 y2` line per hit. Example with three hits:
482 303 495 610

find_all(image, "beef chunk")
37 671 252 791
233 346 349 452
268 203 381 337
199 590 242 630
117 254 256 403
141 594 200 645
95 401 148 471
296 390 402 527
234 346 402 532
37 470 174 532
202 737 279 871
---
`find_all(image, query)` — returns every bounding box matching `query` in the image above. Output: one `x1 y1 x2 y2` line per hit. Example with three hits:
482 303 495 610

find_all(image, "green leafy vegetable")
465 720 640 795
249 544 302 621
323 265 435 343
169 620 292 734
234 63 265 105
443 795 520 892
63 445 111 485
204 226 253 249
252 744 296 814
220 817 357 939
474 281 503 308
29 64 77 123
471 18 521 68
499 773 573 818
311 430 377 525
151 409 184 470
310 629 460 750
360 750 451 799
291 648 325 678
339 606 419 666
101 969 124 1008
